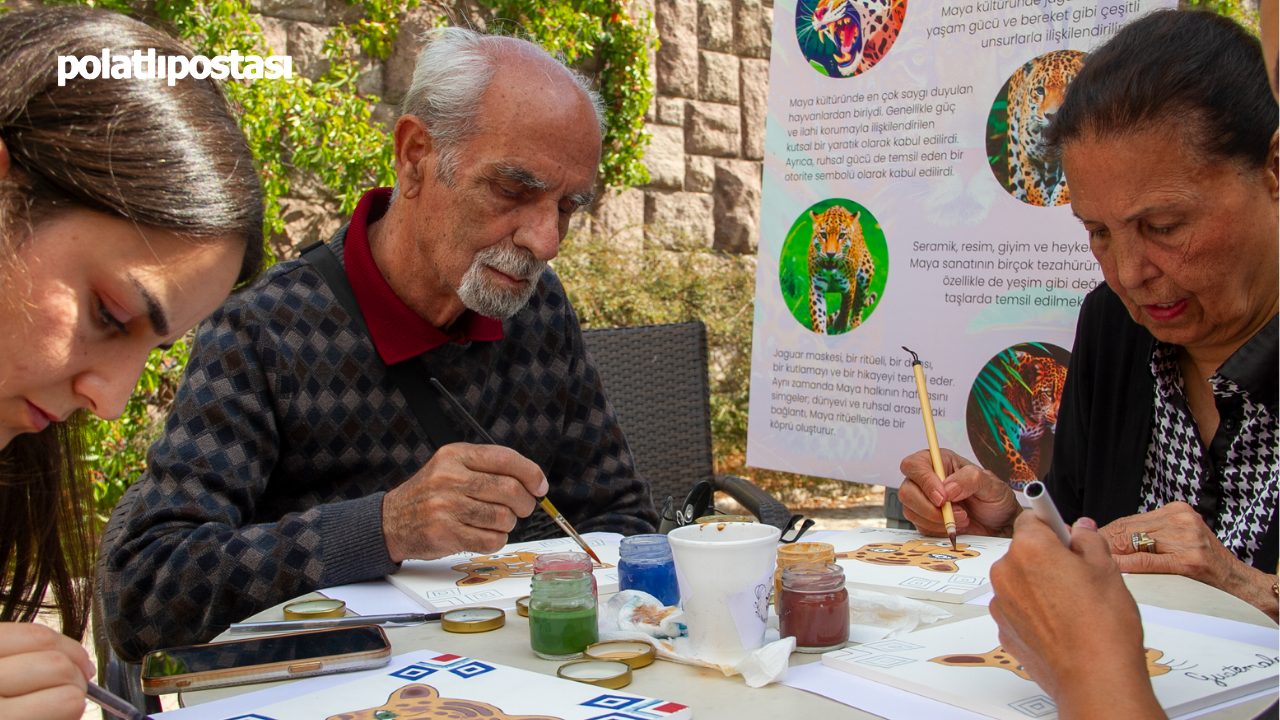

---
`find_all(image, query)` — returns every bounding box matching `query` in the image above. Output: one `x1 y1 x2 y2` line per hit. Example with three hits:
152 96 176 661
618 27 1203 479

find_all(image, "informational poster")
747 0 1176 487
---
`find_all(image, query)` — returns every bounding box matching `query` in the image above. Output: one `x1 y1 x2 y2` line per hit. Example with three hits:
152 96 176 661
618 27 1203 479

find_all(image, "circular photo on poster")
779 198 889 335
985 50 1086 207
795 0 908 78
966 342 1070 491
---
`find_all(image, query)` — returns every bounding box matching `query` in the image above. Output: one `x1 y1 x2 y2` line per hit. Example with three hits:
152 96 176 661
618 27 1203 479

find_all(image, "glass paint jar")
778 562 848 653
529 570 599 660
617 534 680 606
773 541 836 603
535 551 598 600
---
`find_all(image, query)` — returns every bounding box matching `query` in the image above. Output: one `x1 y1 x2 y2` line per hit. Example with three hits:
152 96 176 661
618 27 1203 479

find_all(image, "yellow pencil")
902 347 958 550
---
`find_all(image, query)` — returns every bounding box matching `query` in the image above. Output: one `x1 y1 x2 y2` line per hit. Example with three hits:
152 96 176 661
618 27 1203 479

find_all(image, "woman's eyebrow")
129 276 170 337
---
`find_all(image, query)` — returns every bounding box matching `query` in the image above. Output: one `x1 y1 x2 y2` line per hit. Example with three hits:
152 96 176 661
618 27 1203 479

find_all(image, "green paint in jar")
529 570 598 660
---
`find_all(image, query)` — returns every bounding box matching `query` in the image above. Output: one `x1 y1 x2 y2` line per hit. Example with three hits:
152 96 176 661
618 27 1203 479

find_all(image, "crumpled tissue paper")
597 590 795 688
593 588 950 687
844 588 952 643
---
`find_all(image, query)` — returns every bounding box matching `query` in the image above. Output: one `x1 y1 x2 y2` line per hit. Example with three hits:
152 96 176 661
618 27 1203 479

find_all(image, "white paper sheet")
320 580 436 616
386 532 623 611
784 662 1277 720
1140 605 1280 651
157 648 692 720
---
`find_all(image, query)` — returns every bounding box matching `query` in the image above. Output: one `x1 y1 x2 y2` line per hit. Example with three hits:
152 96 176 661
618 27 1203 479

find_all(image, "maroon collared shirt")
343 187 503 365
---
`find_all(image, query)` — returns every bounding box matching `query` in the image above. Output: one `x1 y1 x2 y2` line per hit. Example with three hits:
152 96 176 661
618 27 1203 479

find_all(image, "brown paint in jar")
778 561 849 653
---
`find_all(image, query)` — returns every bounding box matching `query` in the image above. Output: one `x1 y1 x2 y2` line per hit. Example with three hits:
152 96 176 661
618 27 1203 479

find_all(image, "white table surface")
182 573 1278 719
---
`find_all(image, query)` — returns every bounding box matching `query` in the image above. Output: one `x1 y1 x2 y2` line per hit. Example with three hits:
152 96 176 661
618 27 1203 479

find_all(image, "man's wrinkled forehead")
478 48 599 135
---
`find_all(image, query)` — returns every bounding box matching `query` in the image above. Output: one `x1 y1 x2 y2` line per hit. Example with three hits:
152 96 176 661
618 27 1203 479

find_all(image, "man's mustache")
475 243 545 282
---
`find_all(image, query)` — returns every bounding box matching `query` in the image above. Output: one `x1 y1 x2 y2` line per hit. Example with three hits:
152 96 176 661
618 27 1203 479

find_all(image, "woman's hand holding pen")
990 513 1167 720
0 622 94 720
898 448 1021 537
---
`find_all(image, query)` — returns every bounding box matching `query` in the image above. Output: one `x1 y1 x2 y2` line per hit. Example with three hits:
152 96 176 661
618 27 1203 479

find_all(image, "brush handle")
430 378 599 562
910 361 958 541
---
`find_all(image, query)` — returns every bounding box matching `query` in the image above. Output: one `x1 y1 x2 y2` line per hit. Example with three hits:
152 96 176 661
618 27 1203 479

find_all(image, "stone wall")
51 0 772 256
596 0 772 254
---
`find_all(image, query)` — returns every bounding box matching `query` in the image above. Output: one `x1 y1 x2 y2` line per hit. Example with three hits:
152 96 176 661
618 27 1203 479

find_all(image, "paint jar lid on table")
515 596 531 617
441 607 506 633
282 598 346 619
584 641 656 669
556 660 633 689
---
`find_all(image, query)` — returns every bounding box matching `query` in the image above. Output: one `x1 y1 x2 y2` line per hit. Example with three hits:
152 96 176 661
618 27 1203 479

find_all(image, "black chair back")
582 321 716 506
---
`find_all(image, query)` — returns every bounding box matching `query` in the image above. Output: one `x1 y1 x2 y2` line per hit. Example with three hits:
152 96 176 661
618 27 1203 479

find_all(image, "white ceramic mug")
668 522 782 665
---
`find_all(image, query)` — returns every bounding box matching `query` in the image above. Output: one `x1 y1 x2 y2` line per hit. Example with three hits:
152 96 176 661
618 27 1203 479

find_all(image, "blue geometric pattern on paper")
389 663 438 680
1010 695 1057 718
449 661 496 678
224 715 278 720
586 715 649 720
581 695 643 709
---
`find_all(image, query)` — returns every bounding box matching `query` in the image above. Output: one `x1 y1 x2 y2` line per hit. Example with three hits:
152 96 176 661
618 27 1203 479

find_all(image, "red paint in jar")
778 561 849 653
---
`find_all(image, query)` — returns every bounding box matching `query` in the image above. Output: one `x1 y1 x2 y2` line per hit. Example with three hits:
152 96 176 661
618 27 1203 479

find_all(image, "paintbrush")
429 378 603 564
903 347 958 550
87 682 155 720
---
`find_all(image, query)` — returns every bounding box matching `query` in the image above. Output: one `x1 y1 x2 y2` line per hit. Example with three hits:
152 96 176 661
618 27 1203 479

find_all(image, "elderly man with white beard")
101 28 657 661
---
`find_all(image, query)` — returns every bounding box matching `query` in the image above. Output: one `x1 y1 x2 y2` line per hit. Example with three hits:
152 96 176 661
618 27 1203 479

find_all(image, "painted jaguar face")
837 539 981 573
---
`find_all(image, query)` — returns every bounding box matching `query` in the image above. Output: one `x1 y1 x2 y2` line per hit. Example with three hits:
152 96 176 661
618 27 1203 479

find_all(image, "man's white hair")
400 26 606 186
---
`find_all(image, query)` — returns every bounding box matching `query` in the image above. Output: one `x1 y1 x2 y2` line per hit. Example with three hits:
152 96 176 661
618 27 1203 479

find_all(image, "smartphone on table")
141 625 391 694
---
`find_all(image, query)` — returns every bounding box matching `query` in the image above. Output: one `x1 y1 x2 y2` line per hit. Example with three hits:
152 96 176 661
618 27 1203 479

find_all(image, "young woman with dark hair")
0 8 264 719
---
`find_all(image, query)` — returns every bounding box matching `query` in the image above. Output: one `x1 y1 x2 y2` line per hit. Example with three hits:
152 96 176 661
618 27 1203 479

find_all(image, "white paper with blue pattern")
155 649 691 720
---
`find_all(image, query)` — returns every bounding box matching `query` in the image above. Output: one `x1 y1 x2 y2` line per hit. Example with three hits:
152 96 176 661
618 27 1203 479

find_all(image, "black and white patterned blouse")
1139 321 1279 566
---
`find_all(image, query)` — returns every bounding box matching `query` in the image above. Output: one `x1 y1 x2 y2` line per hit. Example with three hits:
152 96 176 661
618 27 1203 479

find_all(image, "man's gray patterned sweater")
101 234 656 661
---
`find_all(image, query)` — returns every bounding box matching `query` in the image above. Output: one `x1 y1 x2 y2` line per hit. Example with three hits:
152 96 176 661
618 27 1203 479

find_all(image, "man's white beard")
455 243 546 319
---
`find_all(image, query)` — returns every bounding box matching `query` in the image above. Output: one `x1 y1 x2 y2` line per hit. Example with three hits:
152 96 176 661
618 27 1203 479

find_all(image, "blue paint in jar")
618 534 680 606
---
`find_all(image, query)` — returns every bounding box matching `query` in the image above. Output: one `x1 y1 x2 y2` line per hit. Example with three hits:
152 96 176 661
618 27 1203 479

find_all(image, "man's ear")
392 115 434 200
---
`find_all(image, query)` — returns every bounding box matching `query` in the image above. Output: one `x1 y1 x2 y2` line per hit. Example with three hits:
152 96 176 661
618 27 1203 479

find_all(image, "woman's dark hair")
0 7 265 640
1046 9 1278 169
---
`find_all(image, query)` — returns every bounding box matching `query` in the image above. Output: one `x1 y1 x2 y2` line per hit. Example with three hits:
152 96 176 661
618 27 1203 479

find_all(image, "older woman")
0 8 262 719
900 7 1279 621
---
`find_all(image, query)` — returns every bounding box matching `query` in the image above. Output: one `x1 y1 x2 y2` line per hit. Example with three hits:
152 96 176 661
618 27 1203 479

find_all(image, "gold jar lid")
282 598 346 620
556 659 632 689
515 595 531 617
441 607 506 633
584 641 656 669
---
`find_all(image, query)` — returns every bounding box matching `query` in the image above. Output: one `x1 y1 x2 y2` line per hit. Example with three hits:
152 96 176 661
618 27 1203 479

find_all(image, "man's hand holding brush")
898 448 1022 538
382 443 550 562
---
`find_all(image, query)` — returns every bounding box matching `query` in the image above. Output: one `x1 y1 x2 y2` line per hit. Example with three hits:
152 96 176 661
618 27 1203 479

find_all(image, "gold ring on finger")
1135 531 1156 554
